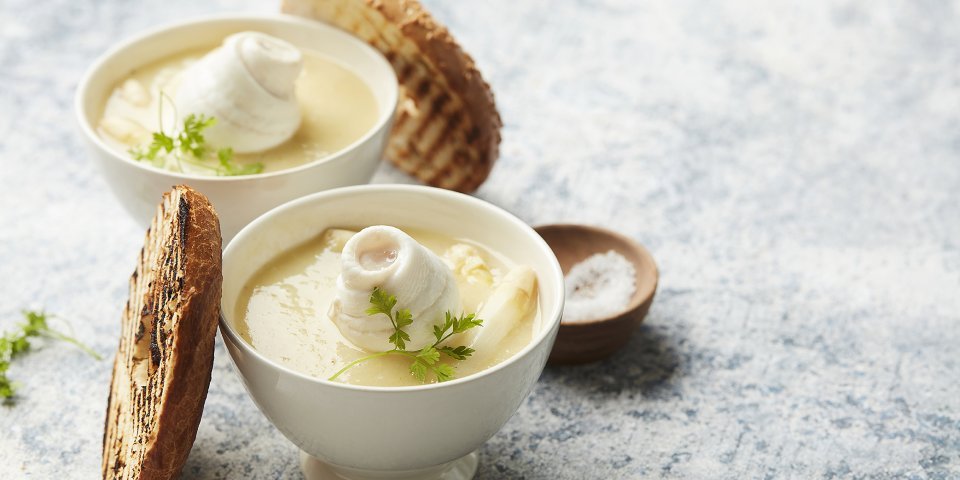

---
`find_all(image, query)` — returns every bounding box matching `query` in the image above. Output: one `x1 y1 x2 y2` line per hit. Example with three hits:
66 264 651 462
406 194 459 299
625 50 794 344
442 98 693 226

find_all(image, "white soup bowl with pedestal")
219 185 564 480
75 14 398 240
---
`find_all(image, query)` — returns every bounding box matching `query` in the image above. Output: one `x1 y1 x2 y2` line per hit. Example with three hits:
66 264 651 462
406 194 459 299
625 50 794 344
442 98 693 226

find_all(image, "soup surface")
98 47 379 175
236 228 541 387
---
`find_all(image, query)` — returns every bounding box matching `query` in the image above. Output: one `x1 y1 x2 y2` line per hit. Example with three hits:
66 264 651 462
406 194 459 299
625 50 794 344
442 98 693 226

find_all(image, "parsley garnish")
1 310 102 404
329 287 483 383
129 92 263 176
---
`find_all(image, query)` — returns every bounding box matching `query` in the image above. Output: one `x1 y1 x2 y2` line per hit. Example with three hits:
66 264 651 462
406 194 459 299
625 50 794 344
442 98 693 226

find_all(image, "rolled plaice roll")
175 31 303 153
330 226 460 352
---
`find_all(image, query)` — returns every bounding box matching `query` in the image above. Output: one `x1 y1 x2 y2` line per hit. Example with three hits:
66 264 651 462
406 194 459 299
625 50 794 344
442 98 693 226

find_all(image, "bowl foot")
300 450 478 480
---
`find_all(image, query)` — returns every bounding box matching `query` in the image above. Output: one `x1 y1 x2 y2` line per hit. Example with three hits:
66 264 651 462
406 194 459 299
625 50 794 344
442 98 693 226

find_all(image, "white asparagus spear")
468 266 538 355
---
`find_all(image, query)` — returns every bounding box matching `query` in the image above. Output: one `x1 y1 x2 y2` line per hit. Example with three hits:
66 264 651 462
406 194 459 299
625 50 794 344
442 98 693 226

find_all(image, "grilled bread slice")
102 186 222 480
283 0 503 192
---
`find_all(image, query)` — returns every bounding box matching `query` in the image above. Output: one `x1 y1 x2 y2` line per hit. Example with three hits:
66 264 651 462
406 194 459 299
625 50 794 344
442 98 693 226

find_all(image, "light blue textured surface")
2 0 959 478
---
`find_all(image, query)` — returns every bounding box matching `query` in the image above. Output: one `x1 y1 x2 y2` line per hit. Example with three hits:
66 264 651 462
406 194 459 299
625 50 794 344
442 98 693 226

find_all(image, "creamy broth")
98 48 378 175
236 228 540 387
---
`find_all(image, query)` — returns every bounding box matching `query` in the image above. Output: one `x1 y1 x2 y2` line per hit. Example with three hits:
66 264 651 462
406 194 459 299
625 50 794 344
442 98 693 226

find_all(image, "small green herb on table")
0 310 102 404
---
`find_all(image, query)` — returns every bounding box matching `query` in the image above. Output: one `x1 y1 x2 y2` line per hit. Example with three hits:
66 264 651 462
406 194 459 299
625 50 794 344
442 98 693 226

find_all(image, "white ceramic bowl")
220 185 564 480
75 14 398 240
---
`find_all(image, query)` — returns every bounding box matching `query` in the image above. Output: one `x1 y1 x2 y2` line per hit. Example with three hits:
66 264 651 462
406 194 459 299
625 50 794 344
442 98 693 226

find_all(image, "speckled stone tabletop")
2 0 959 478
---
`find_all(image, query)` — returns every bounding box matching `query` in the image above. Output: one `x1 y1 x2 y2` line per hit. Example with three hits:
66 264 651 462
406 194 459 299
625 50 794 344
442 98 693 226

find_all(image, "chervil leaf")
365 288 413 351
0 379 15 402
417 346 440 365
187 113 216 132
234 162 264 176
23 310 49 335
217 147 233 166
395 309 413 329
365 287 397 318
152 132 175 154
433 364 455 382
442 312 456 337
453 313 483 334
215 148 264 177
438 345 475 360
329 289 486 384
388 329 410 351
0 310 100 403
178 114 212 157
409 361 427 382
128 106 259 176
10 337 29 356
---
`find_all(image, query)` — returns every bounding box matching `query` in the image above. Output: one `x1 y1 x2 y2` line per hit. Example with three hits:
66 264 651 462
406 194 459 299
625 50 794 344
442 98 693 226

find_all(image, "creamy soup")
236 228 541 387
98 47 378 175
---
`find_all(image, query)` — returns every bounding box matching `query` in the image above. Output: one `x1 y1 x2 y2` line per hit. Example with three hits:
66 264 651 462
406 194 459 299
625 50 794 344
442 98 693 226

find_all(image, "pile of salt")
563 250 636 323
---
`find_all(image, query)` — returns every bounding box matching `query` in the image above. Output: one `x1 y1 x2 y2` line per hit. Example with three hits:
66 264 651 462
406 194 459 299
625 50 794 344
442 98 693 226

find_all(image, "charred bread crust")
283 0 502 192
102 186 222 480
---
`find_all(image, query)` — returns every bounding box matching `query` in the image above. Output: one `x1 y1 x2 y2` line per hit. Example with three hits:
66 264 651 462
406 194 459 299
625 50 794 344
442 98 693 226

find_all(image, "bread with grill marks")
102 185 222 480
282 0 502 192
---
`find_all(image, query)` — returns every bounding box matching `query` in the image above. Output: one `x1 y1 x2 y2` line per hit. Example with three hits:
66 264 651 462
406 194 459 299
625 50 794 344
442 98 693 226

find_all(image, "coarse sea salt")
563 250 636 323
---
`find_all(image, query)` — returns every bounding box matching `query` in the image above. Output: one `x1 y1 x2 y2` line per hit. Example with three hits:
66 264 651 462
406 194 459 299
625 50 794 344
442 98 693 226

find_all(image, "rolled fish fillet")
330 226 460 352
469 266 538 356
175 31 303 153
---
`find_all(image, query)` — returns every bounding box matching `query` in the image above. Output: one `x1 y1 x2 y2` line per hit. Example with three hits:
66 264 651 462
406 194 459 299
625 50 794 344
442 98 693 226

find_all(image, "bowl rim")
74 12 399 182
534 223 659 327
219 184 566 393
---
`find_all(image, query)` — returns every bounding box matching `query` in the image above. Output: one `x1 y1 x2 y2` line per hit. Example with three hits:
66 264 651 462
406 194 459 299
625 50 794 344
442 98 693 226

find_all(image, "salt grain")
563 250 636 323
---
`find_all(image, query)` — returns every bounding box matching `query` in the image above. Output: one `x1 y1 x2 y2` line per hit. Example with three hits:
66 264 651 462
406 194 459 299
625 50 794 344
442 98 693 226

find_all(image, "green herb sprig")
328 288 483 383
1 310 102 403
129 92 263 176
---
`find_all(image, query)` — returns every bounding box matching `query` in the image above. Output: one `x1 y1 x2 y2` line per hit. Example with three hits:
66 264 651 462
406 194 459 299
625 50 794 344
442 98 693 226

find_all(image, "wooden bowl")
535 224 659 364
